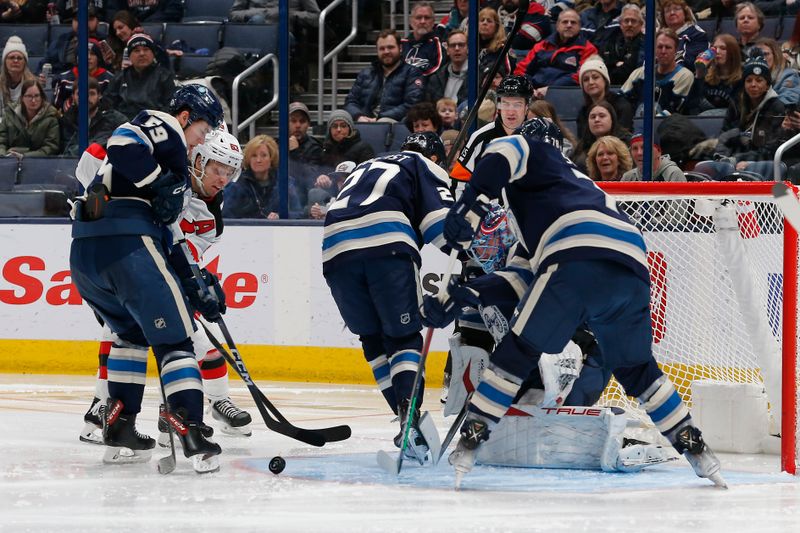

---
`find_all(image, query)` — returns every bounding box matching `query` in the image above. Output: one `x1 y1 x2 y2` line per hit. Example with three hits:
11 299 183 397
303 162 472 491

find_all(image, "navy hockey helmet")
169 84 224 130
515 118 564 150
401 131 446 164
496 75 534 102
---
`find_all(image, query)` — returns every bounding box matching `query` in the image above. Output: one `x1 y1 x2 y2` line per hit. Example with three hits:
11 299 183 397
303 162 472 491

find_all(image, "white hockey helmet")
190 129 244 195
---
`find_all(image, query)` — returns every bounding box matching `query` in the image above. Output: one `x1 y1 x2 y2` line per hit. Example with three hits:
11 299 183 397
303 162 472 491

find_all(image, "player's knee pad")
383 331 422 357
444 334 490 416
490 333 541 383
152 338 195 361
613 358 663 398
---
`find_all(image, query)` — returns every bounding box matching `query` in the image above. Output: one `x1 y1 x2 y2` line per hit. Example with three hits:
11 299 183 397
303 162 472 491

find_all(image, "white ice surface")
0 374 798 532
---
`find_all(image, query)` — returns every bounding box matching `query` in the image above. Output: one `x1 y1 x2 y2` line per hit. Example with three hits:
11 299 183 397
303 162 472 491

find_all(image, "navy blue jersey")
469 135 649 282
98 110 190 201
322 151 453 274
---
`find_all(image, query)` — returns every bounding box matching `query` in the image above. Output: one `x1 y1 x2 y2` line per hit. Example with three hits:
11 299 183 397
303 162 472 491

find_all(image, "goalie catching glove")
444 186 492 251
420 279 481 328
181 268 226 321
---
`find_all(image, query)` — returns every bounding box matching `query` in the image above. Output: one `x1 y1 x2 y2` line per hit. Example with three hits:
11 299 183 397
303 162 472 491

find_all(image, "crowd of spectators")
4 0 800 219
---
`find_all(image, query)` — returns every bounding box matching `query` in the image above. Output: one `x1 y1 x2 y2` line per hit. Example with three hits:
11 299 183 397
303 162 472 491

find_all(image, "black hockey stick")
443 0 529 170
201 320 351 446
436 392 472 465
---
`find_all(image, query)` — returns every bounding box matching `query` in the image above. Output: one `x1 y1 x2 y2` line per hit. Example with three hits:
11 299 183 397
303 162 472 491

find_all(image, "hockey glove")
444 187 492 251
150 171 189 225
420 279 481 328
181 269 226 322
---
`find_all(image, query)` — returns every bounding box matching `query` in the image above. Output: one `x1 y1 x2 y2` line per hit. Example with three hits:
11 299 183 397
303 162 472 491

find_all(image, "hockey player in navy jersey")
322 132 453 463
431 118 725 488
69 84 227 473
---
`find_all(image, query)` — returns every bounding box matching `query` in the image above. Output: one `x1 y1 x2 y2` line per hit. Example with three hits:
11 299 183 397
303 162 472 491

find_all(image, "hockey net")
597 182 799 474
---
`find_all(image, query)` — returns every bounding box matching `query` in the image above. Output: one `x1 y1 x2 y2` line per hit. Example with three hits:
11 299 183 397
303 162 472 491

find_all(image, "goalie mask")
190 129 244 198
467 205 518 274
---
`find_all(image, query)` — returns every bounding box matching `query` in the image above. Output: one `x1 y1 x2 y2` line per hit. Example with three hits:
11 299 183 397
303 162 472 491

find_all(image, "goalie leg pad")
444 334 489 417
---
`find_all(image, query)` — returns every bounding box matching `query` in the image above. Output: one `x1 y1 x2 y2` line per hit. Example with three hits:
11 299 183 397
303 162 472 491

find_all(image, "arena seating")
183 0 236 23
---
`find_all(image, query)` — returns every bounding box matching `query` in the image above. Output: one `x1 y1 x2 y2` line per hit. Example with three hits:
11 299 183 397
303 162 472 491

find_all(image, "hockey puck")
268 456 286 474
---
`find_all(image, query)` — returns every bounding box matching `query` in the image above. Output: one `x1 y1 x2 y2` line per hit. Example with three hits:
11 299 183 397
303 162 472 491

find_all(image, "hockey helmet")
515 118 564 151
467 205 518 274
496 75 534 102
190 129 244 196
169 84 224 130
401 131 446 165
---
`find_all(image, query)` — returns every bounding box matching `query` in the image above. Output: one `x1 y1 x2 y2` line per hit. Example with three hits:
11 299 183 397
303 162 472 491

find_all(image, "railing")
389 0 410 34
317 0 359 126
775 132 800 182
231 53 279 139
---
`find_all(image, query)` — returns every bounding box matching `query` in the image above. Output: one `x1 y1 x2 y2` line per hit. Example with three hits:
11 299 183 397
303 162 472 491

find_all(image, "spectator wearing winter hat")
288 101 323 169
307 160 356 220
321 109 375 172
104 33 176 119
753 37 800 106
708 49 785 166
51 39 115 114
0 36 35 111
40 6 107 74
576 56 633 140
622 132 686 182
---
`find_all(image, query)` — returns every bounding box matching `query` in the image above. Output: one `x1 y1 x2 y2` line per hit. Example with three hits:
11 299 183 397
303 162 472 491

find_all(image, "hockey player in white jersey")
427 118 725 488
78 129 252 445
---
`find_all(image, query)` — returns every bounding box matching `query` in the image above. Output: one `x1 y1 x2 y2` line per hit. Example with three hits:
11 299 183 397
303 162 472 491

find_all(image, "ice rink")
1 374 799 532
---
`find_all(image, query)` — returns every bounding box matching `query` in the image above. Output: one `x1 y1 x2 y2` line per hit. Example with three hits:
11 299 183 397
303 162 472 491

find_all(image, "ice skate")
79 397 104 445
209 398 252 437
102 399 155 464
158 404 214 448
675 425 727 488
449 417 490 489
166 408 222 474
393 399 431 465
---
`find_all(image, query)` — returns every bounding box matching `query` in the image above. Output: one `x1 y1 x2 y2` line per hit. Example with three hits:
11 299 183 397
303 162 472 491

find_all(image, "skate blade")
219 424 253 437
191 454 220 474
709 471 728 489
79 423 104 445
103 446 152 464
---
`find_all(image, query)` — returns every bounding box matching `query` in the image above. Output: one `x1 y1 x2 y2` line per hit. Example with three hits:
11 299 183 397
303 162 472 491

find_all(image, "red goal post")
598 181 798 474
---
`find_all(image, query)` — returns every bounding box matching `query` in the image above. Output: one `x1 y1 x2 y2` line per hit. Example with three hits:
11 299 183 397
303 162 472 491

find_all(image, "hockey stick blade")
773 182 800 231
376 449 400 475
201 322 350 445
436 396 471 465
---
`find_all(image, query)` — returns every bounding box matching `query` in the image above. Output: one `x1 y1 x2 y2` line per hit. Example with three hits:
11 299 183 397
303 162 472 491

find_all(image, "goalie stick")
156 376 177 474
774 182 800 231
200 319 352 446
436 393 472 465
377 249 459 474
443 0 530 170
